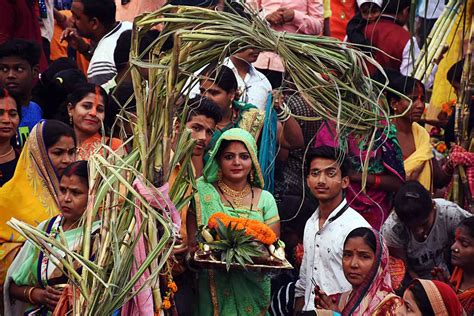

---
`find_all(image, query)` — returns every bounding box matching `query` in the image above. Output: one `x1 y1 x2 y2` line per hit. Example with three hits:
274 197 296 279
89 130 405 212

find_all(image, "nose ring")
453 248 460 253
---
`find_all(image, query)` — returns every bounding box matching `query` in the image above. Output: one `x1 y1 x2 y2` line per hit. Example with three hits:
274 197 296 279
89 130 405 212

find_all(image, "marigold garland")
208 212 277 245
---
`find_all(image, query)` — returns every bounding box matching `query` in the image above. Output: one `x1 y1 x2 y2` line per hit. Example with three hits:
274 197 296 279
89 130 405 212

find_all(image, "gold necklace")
217 180 251 208
0 146 14 160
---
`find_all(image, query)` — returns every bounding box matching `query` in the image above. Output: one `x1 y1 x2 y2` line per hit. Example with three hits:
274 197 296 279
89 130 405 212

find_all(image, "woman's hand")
31 286 63 311
314 286 340 311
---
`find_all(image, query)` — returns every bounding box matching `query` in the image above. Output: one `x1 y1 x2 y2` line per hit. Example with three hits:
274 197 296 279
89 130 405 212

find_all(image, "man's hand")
265 11 284 26
277 8 295 23
60 27 88 53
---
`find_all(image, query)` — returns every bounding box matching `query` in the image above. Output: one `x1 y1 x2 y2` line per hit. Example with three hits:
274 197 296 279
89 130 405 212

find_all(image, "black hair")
43 120 76 149
344 227 376 253
114 30 132 73
407 281 435 316
382 0 411 15
458 216 474 239
305 146 350 177
0 38 41 68
199 63 238 93
67 83 109 109
182 96 223 125
78 0 116 27
382 70 425 104
61 160 89 185
393 180 432 223
446 59 465 86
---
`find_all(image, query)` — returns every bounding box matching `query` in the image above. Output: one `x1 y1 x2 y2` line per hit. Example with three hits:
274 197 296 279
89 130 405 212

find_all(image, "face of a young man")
0 56 37 100
306 157 349 203
71 0 94 39
185 114 216 156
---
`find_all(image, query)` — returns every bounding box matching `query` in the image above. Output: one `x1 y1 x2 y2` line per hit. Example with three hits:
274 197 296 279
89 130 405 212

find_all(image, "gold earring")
250 172 254 184
69 113 73 125
217 169 222 181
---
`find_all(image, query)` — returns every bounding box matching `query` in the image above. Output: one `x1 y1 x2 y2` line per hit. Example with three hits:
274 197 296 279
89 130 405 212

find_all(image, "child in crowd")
0 39 43 142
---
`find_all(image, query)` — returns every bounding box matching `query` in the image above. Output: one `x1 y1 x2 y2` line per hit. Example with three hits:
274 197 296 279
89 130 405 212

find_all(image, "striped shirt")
87 21 132 85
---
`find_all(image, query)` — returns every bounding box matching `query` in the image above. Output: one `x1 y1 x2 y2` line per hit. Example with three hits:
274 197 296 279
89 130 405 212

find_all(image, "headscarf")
0 121 61 261
203 128 264 189
416 279 465 316
404 122 433 191
342 228 394 315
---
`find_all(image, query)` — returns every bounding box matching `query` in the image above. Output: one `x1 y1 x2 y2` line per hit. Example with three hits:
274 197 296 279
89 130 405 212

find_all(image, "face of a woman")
68 92 105 136
47 136 76 176
59 174 88 224
451 226 474 269
199 78 235 112
393 88 425 123
342 236 376 288
0 96 19 141
403 289 423 316
218 141 252 183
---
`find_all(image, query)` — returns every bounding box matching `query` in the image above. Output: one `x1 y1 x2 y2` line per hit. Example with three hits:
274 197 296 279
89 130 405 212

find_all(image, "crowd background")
0 0 473 315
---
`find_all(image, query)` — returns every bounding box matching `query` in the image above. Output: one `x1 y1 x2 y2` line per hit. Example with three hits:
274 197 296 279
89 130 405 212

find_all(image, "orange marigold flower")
168 281 178 293
208 213 277 245
162 298 172 310
436 142 447 153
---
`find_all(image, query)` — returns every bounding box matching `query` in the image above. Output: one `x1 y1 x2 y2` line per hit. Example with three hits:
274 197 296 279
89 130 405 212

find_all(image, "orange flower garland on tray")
208 212 277 245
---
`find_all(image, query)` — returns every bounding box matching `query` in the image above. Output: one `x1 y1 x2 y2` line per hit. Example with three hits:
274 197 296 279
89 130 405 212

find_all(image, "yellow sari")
404 123 434 191
0 121 60 286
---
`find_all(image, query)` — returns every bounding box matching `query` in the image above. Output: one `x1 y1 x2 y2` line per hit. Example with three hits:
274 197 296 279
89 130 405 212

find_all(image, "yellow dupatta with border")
404 123 434 191
0 121 60 262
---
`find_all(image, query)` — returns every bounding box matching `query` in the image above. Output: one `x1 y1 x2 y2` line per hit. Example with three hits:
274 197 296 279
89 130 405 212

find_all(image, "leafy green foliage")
208 219 263 271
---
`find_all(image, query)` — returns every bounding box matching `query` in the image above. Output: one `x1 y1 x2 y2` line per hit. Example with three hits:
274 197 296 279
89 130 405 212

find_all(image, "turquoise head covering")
203 128 264 189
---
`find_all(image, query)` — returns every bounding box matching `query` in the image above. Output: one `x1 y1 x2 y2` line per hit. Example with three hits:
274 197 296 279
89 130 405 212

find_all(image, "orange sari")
451 267 474 315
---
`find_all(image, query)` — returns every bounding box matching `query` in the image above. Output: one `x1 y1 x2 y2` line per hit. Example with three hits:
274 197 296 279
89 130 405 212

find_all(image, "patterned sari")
0 121 60 290
451 267 474 315
3 215 101 315
195 128 279 316
76 133 123 160
338 229 405 315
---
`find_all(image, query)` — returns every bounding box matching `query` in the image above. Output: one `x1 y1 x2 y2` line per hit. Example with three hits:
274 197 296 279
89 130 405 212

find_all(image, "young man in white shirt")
293 146 370 314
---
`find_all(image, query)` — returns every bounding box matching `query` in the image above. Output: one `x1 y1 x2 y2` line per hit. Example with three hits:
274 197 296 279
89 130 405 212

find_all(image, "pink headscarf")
342 228 395 315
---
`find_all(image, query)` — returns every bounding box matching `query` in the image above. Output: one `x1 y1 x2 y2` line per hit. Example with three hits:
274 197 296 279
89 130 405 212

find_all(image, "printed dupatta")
341 229 398 315
0 121 60 260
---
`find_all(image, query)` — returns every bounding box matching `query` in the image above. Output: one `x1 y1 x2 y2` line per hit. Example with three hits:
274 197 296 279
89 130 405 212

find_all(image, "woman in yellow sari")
0 120 76 310
388 73 452 192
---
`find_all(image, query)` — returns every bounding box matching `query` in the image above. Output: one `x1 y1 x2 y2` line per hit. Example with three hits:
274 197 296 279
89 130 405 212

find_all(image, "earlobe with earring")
69 113 73 125
217 169 222 181
249 171 254 184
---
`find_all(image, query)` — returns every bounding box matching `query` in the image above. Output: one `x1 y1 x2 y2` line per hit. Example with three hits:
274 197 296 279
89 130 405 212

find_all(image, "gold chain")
217 180 251 208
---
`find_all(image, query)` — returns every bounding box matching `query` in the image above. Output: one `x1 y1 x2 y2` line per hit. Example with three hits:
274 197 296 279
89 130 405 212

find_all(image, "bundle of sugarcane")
131 4 397 136
449 19 474 210
412 0 462 83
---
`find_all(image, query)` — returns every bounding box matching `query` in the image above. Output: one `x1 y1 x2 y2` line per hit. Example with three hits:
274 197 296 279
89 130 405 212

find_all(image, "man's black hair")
382 0 411 15
393 180 432 223
305 146 350 177
78 0 116 27
0 39 40 67
181 96 223 125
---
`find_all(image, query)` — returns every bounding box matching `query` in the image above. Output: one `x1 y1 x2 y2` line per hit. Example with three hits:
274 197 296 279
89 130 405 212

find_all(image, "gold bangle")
23 287 29 302
26 287 36 305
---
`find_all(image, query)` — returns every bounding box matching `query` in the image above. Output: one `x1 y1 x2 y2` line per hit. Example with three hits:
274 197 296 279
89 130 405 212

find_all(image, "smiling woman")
66 83 122 160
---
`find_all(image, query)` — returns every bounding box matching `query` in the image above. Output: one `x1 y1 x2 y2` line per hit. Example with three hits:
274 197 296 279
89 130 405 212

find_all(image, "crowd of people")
0 0 473 315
